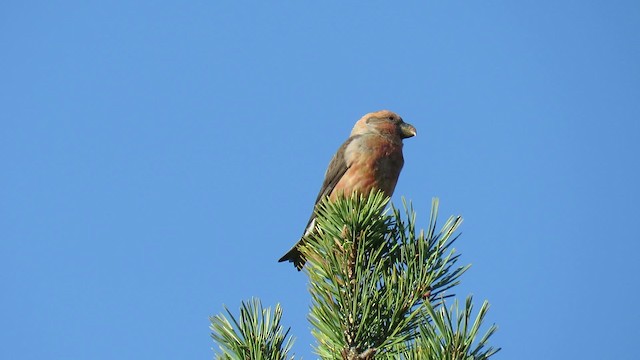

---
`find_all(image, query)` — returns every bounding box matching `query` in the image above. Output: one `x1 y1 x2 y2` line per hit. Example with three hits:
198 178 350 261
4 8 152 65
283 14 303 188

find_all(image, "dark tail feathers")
278 246 306 271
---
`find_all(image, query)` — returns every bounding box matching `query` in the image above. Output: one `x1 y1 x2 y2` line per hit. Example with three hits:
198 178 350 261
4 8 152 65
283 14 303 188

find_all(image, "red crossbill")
279 110 416 270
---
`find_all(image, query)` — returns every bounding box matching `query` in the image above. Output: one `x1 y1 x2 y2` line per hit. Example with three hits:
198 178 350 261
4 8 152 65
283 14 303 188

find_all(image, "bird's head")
351 110 417 140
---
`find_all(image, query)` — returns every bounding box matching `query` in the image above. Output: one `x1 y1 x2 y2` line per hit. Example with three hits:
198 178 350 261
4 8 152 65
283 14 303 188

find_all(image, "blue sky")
2 1 639 359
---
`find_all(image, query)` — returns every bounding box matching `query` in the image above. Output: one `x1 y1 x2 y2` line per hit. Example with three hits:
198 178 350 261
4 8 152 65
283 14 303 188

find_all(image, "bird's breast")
332 136 405 198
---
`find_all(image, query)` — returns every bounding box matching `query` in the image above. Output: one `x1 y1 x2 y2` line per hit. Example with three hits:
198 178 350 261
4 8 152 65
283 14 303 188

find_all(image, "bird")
278 110 417 270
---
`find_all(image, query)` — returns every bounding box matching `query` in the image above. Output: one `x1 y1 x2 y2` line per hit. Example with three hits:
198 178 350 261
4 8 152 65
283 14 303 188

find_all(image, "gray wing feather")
304 137 354 231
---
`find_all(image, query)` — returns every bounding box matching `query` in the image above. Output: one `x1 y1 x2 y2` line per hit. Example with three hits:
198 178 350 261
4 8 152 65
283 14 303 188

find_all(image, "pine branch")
400 297 500 360
302 191 486 359
210 193 500 360
210 298 296 360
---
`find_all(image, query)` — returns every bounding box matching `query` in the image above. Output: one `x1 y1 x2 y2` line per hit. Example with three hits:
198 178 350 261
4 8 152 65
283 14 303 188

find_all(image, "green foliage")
210 298 295 360
399 297 499 360
210 192 499 360
301 191 497 359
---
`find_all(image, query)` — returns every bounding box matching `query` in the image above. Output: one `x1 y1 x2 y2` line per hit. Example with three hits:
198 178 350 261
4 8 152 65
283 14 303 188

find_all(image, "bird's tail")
278 244 306 271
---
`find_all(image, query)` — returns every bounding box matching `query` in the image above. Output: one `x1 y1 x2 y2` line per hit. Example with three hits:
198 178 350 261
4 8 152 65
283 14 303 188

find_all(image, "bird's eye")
388 116 394 121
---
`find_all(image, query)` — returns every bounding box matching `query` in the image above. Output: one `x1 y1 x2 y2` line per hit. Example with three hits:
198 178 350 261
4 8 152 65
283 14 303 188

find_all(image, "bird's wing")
302 136 355 232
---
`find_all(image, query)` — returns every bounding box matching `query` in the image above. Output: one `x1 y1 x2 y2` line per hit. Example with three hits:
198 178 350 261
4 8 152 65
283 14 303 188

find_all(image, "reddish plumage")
279 110 416 270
